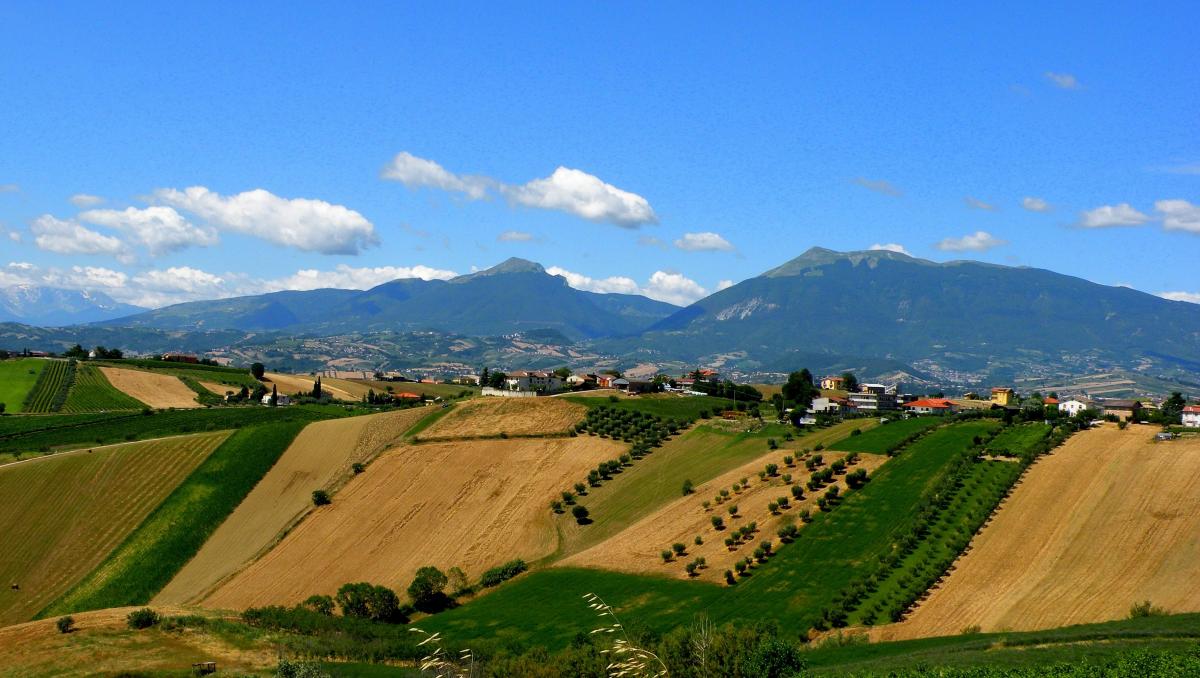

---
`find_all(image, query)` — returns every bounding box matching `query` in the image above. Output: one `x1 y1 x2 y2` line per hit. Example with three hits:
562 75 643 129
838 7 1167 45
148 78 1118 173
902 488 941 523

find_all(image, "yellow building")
820 375 846 390
990 387 1015 406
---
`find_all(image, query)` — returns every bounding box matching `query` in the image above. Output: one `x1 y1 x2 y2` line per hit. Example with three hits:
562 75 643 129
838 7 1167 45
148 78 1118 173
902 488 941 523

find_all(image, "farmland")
60 365 146 413
0 358 48 413
42 421 311 616
21 359 71 413
345 378 477 399
565 393 737 420
96 366 199 409
155 408 433 605
828 416 942 454
986 422 1051 457
0 432 229 625
418 396 586 439
95 358 259 389
203 435 626 610
881 424 1200 638
266 372 360 401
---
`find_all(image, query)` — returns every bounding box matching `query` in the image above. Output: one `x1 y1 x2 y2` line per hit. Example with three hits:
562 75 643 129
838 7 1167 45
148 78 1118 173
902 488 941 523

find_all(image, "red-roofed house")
1043 397 1059 406
395 392 422 400
903 398 958 415
1183 405 1200 428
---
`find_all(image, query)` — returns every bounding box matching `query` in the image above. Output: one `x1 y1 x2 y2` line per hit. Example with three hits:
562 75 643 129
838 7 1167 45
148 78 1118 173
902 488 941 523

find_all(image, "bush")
572 504 590 523
337 582 406 622
1130 600 1166 618
661 550 673 563
728 504 739 517
301 594 335 616
55 616 75 633
746 638 808 677
480 559 528 588
126 608 160 629
351 462 365 474
406 568 449 613
711 516 724 530
681 478 694 495
671 542 687 556
311 489 331 506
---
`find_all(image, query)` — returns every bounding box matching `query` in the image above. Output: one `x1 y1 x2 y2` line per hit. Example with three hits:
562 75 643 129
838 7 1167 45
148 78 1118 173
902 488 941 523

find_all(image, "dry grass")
0 433 230 625
97 367 200 409
154 409 431 605
560 450 888 581
419 397 586 439
264 372 358 401
202 436 625 610
877 424 1200 639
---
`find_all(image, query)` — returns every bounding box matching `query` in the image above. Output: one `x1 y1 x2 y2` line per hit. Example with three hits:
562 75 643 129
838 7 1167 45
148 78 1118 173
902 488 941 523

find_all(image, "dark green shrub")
126 608 160 629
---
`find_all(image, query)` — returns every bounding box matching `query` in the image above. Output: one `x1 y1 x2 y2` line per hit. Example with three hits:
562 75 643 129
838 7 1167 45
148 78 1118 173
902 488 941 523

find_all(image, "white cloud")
69 193 104 207
853 177 902 197
0 184 18 193
80 205 218 256
155 186 378 255
964 196 997 211
1045 72 1081 89
265 264 457 292
546 266 641 295
716 279 735 291
1078 203 1151 228
1159 291 1200 304
30 214 128 259
497 230 535 242
935 230 1008 252
869 243 911 255
381 152 491 200
1155 199 1200 234
505 167 657 228
1021 196 1052 212
674 231 734 252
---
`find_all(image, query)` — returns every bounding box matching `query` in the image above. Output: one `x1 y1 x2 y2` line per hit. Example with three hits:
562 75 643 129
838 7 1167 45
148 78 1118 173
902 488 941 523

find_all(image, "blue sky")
1 2 1198 308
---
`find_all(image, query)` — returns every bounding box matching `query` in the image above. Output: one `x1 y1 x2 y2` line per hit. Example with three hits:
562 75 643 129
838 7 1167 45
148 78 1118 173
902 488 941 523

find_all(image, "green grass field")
565 394 737 420
0 359 46 413
21 359 70 413
986 422 1051 456
41 421 311 616
0 404 351 462
423 420 998 648
0 432 229 625
828 416 942 454
60 364 146 413
93 358 260 388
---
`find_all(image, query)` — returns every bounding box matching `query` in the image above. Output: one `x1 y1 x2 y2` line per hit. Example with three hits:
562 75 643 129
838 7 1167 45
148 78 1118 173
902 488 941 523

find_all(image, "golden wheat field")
97 367 200 409
418 396 586 439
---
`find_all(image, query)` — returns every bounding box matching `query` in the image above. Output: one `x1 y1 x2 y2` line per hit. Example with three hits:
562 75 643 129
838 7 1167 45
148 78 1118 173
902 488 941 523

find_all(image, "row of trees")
63 344 123 359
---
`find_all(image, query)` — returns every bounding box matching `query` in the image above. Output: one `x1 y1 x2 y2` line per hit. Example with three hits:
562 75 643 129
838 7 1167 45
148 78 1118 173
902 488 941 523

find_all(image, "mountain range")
0 285 143 326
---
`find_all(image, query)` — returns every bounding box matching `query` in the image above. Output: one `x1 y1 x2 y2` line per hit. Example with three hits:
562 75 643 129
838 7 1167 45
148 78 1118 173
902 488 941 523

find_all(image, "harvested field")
0 433 230 625
202 436 625 609
97 367 199 409
197 380 239 396
265 372 357 401
0 606 273 677
419 397 585 439
879 424 1200 639
155 408 432 604
560 450 889 581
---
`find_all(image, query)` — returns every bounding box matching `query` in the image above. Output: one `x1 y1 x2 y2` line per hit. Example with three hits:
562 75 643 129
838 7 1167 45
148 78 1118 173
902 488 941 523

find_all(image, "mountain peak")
760 246 925 278
454 257 547 283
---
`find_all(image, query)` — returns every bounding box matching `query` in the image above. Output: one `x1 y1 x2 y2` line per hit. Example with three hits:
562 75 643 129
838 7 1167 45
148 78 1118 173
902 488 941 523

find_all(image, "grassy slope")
61 364 146 413
0 404 347 461
565 394 736 420
986 422 1051 456
0 359 45 413
424 421 995 648
41 421 311 616
828 416 941 454
0 432 229 625
93 358 259 388
560 419 869 555
22 359 70 413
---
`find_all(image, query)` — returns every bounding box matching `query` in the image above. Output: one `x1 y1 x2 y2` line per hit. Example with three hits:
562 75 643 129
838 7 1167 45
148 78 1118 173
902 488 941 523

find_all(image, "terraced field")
0 432 230 625
61 365 146 413
21 359 71 413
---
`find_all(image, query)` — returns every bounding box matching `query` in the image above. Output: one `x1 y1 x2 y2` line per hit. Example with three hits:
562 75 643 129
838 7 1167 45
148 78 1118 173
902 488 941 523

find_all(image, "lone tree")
407 566 450 613
311 489 331 506
572 504 590 524
251 362 265 380
312 376 322 399
269 384 278 407
841 372 859 393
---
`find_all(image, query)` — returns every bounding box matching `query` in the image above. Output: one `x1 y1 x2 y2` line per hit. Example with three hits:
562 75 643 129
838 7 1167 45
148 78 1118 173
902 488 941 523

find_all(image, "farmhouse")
503 370 565 393
809 396 856 414
1100 399 1141 421
990 387 1015 406
819 375 846 390
1182 405 1200 428
848 383 898 411
261 394 291 406
903 398 958 415
162 353 199 364
1058 398 1093 417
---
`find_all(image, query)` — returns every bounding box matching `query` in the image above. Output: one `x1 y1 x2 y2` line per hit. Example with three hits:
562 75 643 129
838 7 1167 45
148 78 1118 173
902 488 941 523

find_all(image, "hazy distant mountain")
613 247 1200 379
104 258 679 340
0 285 143 326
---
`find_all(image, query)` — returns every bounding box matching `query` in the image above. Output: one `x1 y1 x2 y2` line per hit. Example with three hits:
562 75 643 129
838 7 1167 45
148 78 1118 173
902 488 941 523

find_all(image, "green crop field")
60 364 146 413
93 358 260 388
422 420 998 648
21 359 71 413
0 432 230 625
42 421 311 616
828 416 942 454
986 422 1051 457
565 394 736 420
0 358 48 413
0 404 351 462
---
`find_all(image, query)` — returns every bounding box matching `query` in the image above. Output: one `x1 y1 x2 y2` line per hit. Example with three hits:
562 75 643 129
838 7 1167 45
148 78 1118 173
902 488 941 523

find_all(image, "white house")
848 383 897 411
1183 405 1200 428
262 393 291 406
504 370 565 393
809 396 855 415
1058 398 1092 417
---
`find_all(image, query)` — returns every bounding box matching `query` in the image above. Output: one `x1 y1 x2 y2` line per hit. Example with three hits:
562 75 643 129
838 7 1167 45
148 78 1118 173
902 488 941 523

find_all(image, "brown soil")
154 409 431 605
560 451 889 581
97 367 201 409
202 436 624 610
876 424 1200 640
419 397 585 439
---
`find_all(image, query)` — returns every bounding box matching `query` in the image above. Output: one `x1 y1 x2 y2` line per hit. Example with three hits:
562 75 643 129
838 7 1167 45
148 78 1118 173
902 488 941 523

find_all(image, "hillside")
0 285 143 326
102 258 679 340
